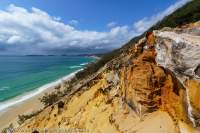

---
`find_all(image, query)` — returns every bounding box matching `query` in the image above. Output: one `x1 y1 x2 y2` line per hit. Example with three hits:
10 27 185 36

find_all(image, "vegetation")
74 0 200 80
152 0 200 29
18 110 42 125
39 92 60 106
1 124 14 133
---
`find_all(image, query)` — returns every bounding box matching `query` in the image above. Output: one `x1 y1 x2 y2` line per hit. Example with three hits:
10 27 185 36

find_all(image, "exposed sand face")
16 66 181 133
129 111 176 133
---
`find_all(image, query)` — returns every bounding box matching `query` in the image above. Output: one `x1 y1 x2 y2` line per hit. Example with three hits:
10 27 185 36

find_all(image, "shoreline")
0 69 82 131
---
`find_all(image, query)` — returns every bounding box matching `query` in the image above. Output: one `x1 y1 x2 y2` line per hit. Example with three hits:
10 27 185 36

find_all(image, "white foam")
0 69 82 112
69 65 81 69
80 63 88 66
0 86 9 91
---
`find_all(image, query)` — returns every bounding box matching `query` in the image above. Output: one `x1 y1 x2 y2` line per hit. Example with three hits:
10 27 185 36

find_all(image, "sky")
0 0 191 55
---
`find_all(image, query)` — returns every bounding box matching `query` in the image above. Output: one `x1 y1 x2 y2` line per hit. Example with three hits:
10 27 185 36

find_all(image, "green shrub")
39 92 59 106
151 0 200 30
18 110 41 125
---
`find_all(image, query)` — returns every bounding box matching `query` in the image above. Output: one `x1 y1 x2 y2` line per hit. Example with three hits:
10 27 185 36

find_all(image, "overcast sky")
0 0 191 55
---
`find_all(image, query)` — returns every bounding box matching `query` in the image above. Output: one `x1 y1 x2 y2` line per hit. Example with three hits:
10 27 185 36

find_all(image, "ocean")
0 56 94 104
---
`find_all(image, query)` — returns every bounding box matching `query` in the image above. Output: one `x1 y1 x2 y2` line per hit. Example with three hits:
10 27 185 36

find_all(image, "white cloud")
0 4 135 55
0 0 190 55
69 19 79 26
107 21 117 28
133 0 191 33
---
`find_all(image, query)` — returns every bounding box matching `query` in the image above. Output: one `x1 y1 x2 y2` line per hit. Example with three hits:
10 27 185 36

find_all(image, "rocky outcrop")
14 21 200 133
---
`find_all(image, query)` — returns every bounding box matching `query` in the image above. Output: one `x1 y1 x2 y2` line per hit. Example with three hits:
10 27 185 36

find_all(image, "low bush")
39 92 59 106
18 110 41 125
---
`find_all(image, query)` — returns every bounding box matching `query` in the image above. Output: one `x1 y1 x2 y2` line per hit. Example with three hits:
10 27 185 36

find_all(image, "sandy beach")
0 90 44 131
0 70 79 131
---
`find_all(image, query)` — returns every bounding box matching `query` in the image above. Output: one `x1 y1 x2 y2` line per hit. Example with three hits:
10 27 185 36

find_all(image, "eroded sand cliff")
13 21 200 133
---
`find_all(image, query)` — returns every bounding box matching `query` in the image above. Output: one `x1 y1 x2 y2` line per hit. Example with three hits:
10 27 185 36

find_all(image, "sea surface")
0 56 94 102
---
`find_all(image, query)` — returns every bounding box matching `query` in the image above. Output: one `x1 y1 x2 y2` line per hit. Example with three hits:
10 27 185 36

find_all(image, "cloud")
0 4 135 55
107 21 117 28
133 0 191 33
0 0 190 55
69 19 79 26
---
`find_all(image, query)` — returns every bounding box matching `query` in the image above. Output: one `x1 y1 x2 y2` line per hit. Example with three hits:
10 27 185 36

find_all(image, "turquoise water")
0 56 94 102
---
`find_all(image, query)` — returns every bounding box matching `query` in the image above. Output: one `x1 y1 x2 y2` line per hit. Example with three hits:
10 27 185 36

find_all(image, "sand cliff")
5 21 199 133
